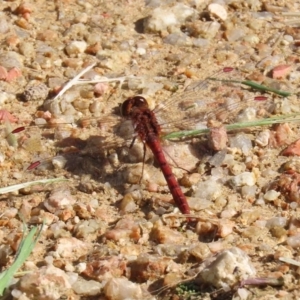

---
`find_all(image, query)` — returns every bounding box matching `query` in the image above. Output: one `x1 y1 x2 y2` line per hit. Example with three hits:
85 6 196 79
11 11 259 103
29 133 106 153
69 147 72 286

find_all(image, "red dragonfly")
121 95 191 216
12 67 275 220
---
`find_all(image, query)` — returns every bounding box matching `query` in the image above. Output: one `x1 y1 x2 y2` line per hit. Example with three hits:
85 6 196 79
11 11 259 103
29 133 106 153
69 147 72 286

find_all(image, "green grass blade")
0 224 44 296
163 114 300 140
241 80 291 97
207 77 291 97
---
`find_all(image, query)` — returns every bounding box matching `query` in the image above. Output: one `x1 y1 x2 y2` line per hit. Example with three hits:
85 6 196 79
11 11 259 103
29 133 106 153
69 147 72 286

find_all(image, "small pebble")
255 130 270 147
65 41 87 55
72 277 102 296
272 64 292 79
163 32 192 46
264 190 280 201
265 217 287 229
0 66 8 80
104 277 143 300
208 3 228 21
13 265 71 299
52 156 67 169
119 193 138 214
144 4 195 34
55 237 90 259
194 179 222 200
208 126 228 151
0 15 10 34
43 187 76 213
0 51 23 69
197 247 256 289
287 234 300 249
241 185 257 198
281 139 300 156
229 134 252 155
225 28 245 42
22 82 49 101
6 67 22 82
231 172 256 187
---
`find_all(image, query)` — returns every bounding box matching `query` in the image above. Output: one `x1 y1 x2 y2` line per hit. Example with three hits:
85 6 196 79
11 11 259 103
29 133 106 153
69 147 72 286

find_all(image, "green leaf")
0 224 44 296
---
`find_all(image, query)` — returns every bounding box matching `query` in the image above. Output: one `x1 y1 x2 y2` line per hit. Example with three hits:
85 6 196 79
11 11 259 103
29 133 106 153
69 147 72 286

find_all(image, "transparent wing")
154 68 277 136
13 67 284 161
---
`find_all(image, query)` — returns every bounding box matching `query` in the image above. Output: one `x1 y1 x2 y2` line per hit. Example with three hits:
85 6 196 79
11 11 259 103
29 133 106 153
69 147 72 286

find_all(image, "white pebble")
283 35 293 43
44 187 76 213
236 107 257 122
104 277 143 300
127 76 145 90
65 41 87 55
52 156 67 169
231 172 256 187
0 15 10 34
290 202 298 210
136 47 146 55
200 21 221 39
67 272 78 285
0 92 13 105
171 3 196 23
194 179 222 200
289 70 300 83
144 4 195 33
72 277 102 296
12 172 23 180
255 130 270 147
208 3 228 21
75 262 87 273
244 34 260 44
241 185 257 198
11 289 23 299
265 217 287 229
0 152 5 164
144 8 178 33
264 190 280 201
229 134 252 155
237 288 251 300
163 32 192 46
193 38 209 47
287 234 300 249
255 197 266 206
34 118 47 126
198 247 256 288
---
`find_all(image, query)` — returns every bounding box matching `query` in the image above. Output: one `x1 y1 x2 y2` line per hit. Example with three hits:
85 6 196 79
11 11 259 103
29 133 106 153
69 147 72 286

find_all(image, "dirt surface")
1 0 300 299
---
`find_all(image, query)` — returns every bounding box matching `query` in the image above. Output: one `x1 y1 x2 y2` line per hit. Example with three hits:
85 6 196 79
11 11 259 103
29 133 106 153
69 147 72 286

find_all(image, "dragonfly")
11 66 288 220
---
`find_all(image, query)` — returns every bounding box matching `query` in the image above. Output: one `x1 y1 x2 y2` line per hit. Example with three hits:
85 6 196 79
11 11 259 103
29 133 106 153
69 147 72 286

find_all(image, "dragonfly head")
121 96 149 117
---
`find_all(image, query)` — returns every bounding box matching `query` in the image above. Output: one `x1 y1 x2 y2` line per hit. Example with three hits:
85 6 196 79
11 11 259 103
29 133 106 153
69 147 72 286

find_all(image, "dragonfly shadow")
51 135 135 196
51 133 211 210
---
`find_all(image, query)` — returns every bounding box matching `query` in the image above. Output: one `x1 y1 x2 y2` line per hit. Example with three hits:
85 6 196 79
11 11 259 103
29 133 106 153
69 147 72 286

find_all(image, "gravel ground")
1 0 300 299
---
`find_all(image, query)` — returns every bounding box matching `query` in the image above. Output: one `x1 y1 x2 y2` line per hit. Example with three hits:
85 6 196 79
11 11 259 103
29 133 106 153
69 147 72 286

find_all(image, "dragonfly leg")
139 142 147 184
129 136 137 148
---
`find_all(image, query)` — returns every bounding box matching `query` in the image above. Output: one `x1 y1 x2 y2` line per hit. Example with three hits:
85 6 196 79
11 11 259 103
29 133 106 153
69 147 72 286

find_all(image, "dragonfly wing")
154 72 276 136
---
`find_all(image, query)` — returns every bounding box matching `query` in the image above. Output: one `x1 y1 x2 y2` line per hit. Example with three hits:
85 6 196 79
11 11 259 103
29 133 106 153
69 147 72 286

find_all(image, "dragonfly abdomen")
146 135 190 216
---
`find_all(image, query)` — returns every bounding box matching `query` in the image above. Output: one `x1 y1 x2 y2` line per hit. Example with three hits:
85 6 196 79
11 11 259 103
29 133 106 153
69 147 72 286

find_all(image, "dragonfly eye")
121 96 149 117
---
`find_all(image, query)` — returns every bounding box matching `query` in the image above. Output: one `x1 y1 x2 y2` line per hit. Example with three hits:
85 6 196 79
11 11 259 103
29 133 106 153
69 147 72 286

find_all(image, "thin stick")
54 63 97 99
